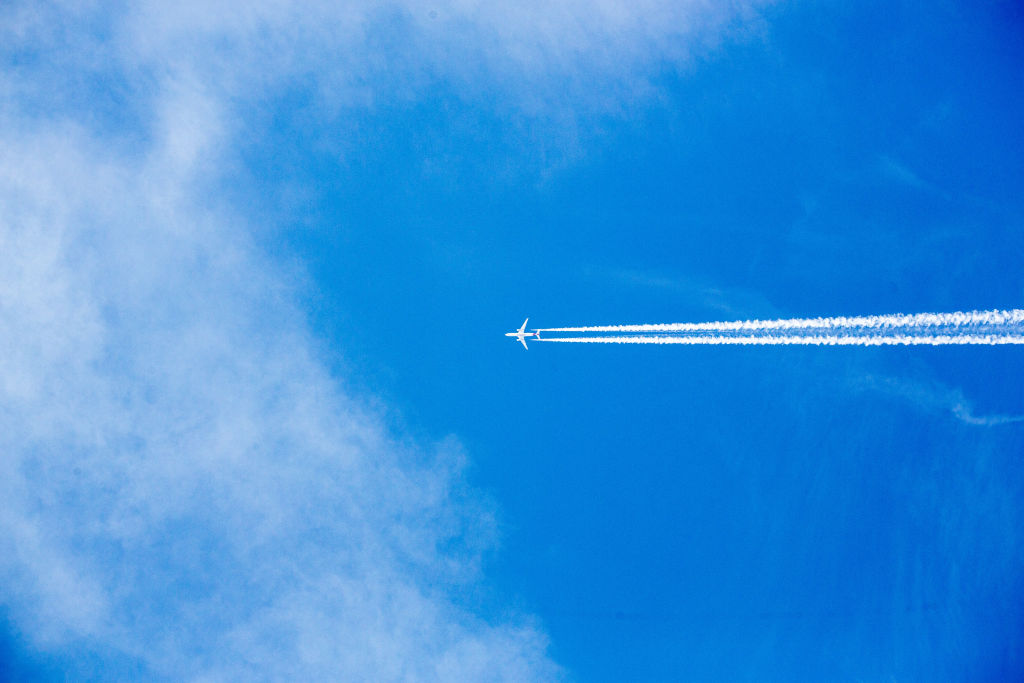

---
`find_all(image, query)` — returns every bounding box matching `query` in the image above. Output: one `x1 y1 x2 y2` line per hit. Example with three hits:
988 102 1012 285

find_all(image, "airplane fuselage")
506 319 539 349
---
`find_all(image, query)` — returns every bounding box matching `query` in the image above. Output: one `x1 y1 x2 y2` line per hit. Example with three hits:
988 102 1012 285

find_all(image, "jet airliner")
506 318 540 349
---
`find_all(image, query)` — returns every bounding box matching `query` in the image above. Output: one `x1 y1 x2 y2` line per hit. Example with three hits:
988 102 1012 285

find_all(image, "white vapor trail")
539 334 1024 346
537 309 1024 333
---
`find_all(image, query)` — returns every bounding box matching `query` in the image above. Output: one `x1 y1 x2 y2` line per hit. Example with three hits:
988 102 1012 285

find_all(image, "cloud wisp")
856 375 1024 428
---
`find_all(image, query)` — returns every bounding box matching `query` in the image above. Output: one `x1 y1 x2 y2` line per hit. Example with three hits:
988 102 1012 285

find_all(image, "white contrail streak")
537 309 1024 334
539 334 1024 346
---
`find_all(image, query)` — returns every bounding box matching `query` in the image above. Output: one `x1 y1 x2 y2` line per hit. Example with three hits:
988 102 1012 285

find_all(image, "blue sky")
2 1 1023 680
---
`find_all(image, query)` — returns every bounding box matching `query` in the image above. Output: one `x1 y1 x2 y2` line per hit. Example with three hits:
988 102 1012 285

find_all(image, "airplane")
506 318 540 349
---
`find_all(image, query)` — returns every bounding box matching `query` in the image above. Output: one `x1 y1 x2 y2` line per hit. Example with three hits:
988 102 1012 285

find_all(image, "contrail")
537 309 1024 334
539 334 1024 346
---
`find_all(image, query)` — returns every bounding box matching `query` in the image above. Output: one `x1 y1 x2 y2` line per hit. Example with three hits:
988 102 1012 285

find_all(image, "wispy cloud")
950 403 1024 426
877 154 929 190
0 120 560 679
2 0 775 168
601 268 782 319
856 375 1024 428
0 0 772 678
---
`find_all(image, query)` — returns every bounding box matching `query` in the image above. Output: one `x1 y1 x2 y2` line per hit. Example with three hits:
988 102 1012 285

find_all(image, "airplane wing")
519 337 529 350
519 318 529 334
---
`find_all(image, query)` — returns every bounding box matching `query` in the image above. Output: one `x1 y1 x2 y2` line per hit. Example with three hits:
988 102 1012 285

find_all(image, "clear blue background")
4 0 1024 680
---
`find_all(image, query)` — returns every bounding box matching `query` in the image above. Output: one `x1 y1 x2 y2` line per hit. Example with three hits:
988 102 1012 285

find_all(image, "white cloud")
0 118 561 678
0 0 773 678
3 0 774 157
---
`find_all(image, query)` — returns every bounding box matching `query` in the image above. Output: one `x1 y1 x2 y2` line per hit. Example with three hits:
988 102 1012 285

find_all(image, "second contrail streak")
539 334 1024 346
537 309 1024 334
